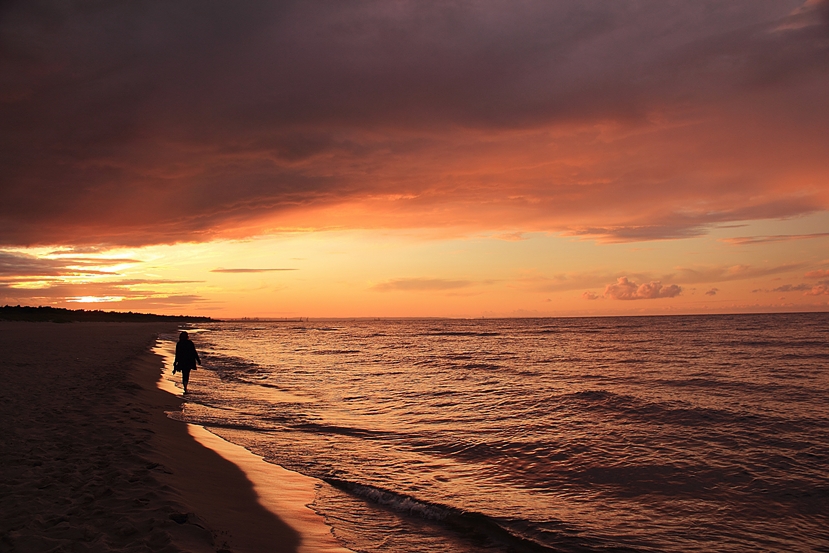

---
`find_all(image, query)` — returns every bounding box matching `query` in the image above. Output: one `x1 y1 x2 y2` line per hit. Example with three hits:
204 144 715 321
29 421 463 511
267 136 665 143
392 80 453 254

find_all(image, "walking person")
173 331 201 393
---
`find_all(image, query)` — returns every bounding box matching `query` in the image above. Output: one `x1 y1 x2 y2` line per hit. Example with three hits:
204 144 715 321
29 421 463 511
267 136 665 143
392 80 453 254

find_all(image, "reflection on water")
159 313 829 552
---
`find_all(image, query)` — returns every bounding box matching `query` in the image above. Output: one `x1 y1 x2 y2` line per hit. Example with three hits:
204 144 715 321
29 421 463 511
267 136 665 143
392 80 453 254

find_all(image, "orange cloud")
371 278 474 292
721 233 829 246
211 268 297 273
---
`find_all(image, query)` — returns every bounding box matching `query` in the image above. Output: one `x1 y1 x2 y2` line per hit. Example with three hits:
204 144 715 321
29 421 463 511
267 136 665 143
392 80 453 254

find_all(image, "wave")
293 421 399 440
324 478 628 552
563 389 825 430
656 376 817 399
455 362 502 370
201 420 276 433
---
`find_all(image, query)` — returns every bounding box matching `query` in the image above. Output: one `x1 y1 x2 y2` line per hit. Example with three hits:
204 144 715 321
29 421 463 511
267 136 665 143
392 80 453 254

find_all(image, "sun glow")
8 280 55 290
68 296 127 303
6 212 829 318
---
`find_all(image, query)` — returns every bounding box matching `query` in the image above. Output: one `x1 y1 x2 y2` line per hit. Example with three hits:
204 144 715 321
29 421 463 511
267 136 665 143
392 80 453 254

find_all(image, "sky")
1 0 828 318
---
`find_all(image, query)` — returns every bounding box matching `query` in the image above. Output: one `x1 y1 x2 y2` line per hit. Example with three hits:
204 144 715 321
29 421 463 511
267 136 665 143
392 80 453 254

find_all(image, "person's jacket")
174 339 200 370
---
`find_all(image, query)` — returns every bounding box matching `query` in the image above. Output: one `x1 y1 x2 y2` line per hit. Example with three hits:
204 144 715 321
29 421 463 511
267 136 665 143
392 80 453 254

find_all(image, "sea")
157 313 829 552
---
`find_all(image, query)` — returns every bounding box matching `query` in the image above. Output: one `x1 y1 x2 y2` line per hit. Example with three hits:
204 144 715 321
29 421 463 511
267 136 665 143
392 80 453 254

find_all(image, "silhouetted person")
173 331 201 393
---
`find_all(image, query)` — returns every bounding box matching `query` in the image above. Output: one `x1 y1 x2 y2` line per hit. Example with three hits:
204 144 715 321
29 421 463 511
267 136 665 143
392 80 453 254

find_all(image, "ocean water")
158 314 829 552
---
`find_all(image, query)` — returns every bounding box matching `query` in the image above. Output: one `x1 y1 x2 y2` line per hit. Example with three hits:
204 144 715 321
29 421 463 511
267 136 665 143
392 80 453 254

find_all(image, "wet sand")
0 322 348 553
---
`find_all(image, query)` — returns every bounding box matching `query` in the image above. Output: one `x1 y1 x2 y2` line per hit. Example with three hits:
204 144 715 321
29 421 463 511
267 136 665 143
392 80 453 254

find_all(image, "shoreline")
0 322 350 553
145 339 352 553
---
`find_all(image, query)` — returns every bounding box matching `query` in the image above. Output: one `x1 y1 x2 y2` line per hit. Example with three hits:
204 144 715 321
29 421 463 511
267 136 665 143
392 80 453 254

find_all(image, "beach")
0 322 347 553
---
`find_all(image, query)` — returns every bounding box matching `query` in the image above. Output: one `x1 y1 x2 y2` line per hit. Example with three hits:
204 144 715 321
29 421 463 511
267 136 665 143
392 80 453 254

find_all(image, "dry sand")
0 322 350 553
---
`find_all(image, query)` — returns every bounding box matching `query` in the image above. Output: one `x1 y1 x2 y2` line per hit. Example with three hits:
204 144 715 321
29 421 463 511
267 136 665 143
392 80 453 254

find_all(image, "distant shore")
0 305 213 323
0 321 345 553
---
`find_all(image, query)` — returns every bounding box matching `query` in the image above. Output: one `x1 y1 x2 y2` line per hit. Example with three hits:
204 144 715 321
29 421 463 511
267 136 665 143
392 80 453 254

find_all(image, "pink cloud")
805 269 829 278
807 282 829 295
604 277 682 300
582 291 601 300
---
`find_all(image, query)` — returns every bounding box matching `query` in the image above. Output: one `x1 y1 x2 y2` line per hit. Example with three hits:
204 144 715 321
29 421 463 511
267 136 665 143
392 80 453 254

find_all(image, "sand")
0 322 351 553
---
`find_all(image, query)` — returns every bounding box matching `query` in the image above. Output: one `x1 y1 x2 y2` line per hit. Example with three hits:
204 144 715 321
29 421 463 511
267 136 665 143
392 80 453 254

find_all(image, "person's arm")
191 341 201 365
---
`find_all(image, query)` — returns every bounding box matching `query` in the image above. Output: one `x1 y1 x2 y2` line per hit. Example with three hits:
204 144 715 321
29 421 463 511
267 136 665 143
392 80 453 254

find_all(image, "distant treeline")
0 305 213 323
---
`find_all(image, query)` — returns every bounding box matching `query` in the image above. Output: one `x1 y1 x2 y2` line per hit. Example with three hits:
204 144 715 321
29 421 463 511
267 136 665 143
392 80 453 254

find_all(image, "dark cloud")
1 1 827 246
705 288 719 296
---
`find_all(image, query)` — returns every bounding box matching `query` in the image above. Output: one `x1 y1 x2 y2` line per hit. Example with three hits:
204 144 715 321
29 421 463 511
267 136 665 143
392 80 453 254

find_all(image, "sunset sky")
2 0 828 317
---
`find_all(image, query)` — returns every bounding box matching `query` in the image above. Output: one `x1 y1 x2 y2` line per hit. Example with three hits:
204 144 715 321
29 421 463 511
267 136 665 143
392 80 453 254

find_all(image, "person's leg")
182 368 191 393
